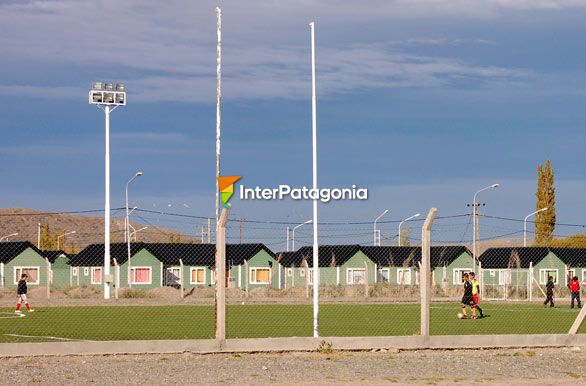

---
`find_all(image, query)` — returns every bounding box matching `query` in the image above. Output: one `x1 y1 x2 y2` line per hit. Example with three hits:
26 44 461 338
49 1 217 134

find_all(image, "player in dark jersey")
544 276 555 307
460 273 475 319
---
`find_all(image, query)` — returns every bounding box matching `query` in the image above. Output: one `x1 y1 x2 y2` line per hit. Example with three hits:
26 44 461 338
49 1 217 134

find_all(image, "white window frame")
130 266 152 285
211 269 216 285
489 270 496 277
377 268 390 283
453 269 472 285
13 266 40 285
91 267 102 285
286 268 293 277
190 267 206 285
539 268 558 285
83 267 89 276
397 268 412 285
582 269 586 284
308 268 316 285
299 268 306 277
414 270 435 286
72 267 78 276
347 268 366 285
499 269 511 285
249 267 271 285
165 266 181 285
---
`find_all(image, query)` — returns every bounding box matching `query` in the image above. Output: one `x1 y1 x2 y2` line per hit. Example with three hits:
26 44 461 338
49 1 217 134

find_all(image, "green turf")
0 303 583 343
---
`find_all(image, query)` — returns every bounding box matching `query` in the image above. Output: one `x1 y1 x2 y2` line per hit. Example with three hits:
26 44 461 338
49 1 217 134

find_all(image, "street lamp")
398 213 420 246
129 226 148 242
0 232 18 242
472 183 499 265
374 209 389 246
292 220 312 251
125 171 142 289
524 208 548 247
286 227 291 252
57 231 76 250
90 81 126 300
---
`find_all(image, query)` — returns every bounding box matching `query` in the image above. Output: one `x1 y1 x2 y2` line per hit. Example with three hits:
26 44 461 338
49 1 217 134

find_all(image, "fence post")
179 259 184 299
45 257 51 300
112 258 119 300
303 259 310 299
364 261 369 298
421 208 437 338
478 261 483 301
215 207 230 341
528 262 533 302
244 260 249 298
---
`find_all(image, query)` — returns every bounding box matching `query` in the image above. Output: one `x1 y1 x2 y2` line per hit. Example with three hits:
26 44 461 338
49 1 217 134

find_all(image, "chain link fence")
0 210 585 344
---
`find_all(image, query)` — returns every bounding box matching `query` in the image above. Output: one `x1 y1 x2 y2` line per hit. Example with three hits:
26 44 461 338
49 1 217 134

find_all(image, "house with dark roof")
362 246 473 287
226 244 279 290
69 242 162 289
40 250 71 288
279 245 376 288
0 241 48 288
550 248 586 285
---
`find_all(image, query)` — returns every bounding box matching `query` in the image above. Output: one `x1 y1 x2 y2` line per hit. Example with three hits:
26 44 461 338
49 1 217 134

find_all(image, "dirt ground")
0 347 584 385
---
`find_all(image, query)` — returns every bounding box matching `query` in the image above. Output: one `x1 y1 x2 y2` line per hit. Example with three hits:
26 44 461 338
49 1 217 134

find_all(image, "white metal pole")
104 105 111 300
374 209 389 246
310 21 319 338
524 207 548 247
37 223 41 248
215 6 222 233
286 227 290 252
398 212 420 247
472 184 499 273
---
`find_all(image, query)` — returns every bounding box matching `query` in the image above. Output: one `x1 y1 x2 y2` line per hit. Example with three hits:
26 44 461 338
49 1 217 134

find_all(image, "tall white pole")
37 222 41 248
286 227 290 252
472 183 499 273
374 209 389 246
215 6 222 235
524 207 548 247
104 105 111 300
310 21 319 338
398 213 420 247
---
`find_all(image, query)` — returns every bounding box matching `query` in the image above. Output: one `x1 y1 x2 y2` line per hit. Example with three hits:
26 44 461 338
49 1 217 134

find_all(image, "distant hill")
0 208 199 253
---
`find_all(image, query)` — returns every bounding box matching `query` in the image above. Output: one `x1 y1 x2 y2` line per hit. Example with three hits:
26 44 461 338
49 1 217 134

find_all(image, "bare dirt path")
1 347 585 385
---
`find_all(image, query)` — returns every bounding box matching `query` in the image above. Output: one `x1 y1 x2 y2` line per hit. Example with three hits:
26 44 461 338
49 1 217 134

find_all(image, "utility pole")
239 218 243 244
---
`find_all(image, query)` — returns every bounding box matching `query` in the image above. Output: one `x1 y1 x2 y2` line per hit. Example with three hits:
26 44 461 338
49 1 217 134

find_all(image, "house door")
165 267 181 287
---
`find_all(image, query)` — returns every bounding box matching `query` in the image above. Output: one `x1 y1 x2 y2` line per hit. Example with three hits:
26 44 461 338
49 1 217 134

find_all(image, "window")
14 267 40 285
489 270 496 277
286 268 293 277
84 267 89 276
453 269 471 285
397 268 412 285
131 267 152 285
72 267 78 276
307 268 317 285
347 268 366 285
190 267 206 285
377 268 390 283
299 268 306 277
539 269 558 285
91 267 102 285
567 269 576 284
165 267 181 285
499 269 511 285
582 269 586 284
250 268 271 284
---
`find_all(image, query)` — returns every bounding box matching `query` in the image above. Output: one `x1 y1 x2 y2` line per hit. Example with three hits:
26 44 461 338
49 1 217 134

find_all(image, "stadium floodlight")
292 220 312 251
472 183 500 269
398 212 420 246
0 232 18 242
524 207 548 247
373 209 389 246
57 231 76 250
126 171 143 288
89 81 127 300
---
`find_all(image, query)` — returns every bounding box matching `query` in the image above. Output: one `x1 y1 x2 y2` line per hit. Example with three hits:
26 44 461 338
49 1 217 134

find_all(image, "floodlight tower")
89 82 126 300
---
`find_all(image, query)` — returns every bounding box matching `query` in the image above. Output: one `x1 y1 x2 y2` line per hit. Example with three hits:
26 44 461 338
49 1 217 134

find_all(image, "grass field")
0 303 584 343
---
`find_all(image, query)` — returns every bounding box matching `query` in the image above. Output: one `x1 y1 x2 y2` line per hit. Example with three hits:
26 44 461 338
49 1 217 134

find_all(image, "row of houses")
0 241 585 290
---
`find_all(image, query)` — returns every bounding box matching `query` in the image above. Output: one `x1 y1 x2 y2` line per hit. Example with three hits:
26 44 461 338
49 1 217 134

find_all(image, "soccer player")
469 272 484 318
460 273 475 319
569 276 582 309
544 276 555 308
15 273 34 314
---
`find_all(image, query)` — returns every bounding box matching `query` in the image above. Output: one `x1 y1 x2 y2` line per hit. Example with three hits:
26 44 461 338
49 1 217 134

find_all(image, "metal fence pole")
215 207 230 341
179 259 184 299
421 208 437 337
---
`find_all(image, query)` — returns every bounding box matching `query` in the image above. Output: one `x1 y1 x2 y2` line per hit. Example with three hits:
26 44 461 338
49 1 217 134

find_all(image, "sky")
1 0 586 248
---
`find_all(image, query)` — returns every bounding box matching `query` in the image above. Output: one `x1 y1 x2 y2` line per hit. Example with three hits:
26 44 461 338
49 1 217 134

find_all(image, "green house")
0 241 49 288
227 244 279 291
280 245 376 288
550 248 586 285
69 243 163 290
41 250 71 289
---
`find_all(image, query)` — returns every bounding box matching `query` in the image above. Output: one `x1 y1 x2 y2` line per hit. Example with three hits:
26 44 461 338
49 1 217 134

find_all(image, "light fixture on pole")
129 226 148 242
0 232 18 242
292 220 312 251
57 231 76 250
89 81 126 300
125 171 142 288
374 209 389 246
398 213 420 246
524 207 548 247
286 227 291 252
472 183 499 269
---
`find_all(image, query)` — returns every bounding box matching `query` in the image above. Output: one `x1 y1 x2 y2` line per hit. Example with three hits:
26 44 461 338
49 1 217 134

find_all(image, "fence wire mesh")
0 210 584 343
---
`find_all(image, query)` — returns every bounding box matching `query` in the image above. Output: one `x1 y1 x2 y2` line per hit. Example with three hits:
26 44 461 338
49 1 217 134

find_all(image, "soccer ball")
457 312 464 319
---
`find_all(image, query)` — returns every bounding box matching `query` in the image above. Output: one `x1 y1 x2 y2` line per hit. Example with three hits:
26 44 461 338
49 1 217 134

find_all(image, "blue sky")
1 1 586 247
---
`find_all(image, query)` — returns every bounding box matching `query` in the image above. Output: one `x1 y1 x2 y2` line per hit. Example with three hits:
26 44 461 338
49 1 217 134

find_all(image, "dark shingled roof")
41 250 69 263
362 246 471 268
549 248 586 267
478 247 550 268
69 243 149 266
285 245 363 267
0 241 43 263
144 243 216 266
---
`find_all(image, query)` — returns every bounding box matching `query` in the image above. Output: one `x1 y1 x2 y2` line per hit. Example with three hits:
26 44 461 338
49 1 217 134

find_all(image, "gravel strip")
0 347 584 385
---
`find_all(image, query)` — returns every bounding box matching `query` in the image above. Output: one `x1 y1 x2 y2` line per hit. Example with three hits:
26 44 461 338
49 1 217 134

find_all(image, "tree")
535 160 556 244
39 223 59 250
168 233 182 243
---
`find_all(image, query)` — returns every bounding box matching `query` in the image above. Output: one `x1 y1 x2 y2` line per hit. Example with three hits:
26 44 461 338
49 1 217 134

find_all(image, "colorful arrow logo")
218 176 241 208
